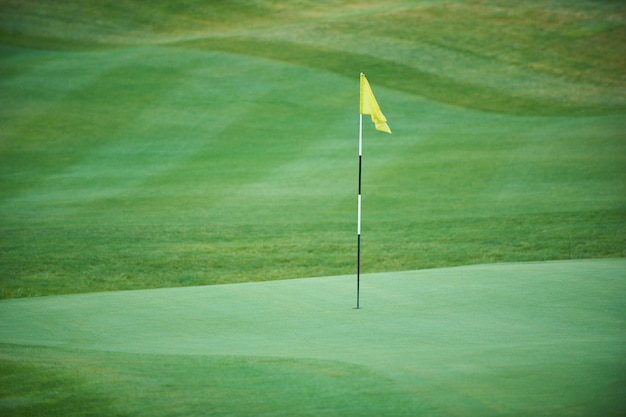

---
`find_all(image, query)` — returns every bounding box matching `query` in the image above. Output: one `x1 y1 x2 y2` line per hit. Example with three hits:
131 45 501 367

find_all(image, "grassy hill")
1 0 625 297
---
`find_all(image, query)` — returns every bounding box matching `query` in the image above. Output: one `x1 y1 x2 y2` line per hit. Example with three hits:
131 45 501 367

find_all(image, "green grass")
1 347 426 417
1 260 625 416
0 0 625 297
1 2 625 415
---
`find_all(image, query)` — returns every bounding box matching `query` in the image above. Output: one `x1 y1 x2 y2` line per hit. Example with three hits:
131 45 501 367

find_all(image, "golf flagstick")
356 111 363 309
356 73 392 309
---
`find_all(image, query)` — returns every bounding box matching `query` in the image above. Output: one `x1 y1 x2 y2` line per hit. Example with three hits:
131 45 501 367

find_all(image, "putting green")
1 259 625 416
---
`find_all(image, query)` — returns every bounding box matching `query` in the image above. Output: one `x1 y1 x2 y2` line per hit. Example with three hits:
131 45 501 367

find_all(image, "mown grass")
0 0 625 298
1 260 625 416
1 345 427 417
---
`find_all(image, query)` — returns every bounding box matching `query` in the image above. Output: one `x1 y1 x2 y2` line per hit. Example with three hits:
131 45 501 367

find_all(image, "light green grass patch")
1 260 625 416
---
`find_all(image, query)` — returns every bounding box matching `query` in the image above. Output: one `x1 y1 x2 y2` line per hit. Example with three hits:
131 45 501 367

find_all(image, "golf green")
1 259 624 416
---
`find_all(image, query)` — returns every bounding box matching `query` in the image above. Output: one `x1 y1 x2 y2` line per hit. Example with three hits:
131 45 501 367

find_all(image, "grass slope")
0 0 625 298
1 260 625 416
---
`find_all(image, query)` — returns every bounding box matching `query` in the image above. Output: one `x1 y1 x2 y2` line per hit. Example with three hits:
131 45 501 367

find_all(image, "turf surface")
1 260 625 416
0 2 625 414
1 0 625 298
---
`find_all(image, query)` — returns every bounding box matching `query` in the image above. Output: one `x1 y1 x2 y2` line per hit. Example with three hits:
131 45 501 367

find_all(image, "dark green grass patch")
176 35 625 116
2 0 625 114
174 0 626 115
1 209 624 298
0 345 426 417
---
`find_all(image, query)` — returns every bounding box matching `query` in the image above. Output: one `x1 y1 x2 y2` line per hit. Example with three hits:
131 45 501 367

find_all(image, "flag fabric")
360 73 391 134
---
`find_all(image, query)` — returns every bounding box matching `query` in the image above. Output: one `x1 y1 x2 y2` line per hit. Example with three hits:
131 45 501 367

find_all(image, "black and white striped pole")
356 109 363 309
356 73 392 309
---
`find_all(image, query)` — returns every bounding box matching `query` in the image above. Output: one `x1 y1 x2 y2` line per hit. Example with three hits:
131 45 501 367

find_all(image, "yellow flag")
360 73 391 134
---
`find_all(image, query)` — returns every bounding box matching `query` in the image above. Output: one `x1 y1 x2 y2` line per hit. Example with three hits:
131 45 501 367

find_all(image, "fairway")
1 260 625 416
1 0 625 298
